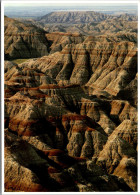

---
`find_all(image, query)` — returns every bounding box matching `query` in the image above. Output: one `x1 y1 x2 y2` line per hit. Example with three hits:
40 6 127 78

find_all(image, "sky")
4 1 138 7
4 1 138 18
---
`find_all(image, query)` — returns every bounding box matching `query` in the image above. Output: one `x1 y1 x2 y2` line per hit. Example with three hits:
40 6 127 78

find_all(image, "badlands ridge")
4 12 137 192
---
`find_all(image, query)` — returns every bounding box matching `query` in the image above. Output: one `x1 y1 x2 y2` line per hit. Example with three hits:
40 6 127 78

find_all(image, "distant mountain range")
38 11 137 24
16 11 137 36
38 11 114 24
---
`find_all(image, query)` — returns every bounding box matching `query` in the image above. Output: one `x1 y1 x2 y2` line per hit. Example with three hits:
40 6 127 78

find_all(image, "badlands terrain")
4 11 137 192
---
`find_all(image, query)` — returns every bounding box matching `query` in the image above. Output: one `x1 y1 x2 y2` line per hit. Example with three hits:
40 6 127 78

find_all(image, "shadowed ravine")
4 13 137 192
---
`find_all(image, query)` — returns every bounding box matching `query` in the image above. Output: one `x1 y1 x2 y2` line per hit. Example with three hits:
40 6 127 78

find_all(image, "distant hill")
38 11 114 24
35 11 137 36
38 11 137 25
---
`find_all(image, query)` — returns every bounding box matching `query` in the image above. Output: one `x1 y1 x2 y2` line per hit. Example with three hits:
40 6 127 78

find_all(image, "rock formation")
4 13 137 192
38 11 114 24
4 16 49 59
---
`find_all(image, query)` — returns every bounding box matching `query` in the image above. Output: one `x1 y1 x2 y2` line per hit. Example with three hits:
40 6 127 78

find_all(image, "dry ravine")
4 13 137 192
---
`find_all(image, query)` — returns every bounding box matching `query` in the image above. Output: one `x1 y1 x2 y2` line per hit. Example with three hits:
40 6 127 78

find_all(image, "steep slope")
5 15 137 60
4 34 137 191
38 12 137 25
4 16 49 59
20 12 137 36
13 37 137 97
43 18 137 36
117 73 137 107
38 11 114 24
36 12 137 36
4 13 137 192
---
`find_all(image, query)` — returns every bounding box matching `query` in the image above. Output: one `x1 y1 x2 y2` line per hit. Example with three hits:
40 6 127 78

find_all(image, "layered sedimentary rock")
42 16 137 36
4 16 49 59
38 11 114 24
4 14 137 192
10 37 136 97
5 13 137 60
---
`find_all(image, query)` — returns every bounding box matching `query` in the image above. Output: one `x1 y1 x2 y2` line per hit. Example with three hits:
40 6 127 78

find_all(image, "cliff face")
4 16 49 59
10 37 136 97
4 14 137 192
5 15 137 60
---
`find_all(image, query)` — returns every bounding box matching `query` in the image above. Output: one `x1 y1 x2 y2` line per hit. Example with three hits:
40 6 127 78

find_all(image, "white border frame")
1 0 139 194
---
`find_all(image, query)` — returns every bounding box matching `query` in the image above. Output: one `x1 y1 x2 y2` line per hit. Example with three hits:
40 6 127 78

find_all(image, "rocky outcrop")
5 15 137 60
117 73 137 107
43 19 137 37
13 38 137 97
38 11 114 24
113 157 137 191
32 12 137 36
5 129 133 192
4 13 137 192
4 16 49 59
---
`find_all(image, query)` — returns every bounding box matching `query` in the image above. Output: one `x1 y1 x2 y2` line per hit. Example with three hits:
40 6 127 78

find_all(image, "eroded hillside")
4 13 137 192
19 12 137 36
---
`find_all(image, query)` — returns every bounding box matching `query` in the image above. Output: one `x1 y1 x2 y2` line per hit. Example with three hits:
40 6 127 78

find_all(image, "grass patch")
11 59 29 64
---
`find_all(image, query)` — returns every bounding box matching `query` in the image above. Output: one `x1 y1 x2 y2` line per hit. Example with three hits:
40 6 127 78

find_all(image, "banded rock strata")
4 14 137 192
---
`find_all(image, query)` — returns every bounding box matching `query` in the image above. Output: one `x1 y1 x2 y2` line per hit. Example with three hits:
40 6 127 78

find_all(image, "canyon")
4 11 137 192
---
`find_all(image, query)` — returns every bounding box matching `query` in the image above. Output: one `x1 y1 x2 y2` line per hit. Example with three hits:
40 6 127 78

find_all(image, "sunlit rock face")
4 13 137 192
4 16 49 59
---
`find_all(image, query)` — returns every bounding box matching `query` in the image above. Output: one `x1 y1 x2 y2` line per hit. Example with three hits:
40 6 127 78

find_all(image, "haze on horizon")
4 2 138 18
